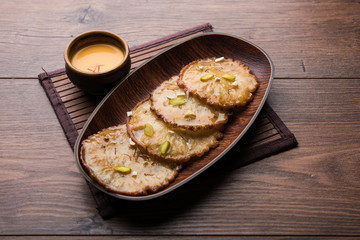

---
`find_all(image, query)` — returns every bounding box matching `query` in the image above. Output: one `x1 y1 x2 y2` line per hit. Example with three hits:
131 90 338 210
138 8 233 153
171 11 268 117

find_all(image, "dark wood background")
1 0 360 239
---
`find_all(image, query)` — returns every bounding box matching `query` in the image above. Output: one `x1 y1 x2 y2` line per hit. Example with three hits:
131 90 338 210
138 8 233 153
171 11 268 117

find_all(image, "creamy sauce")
71 43 124 73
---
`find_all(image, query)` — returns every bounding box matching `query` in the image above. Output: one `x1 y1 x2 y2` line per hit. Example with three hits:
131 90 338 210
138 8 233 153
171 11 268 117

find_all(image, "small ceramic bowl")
64 30 131 95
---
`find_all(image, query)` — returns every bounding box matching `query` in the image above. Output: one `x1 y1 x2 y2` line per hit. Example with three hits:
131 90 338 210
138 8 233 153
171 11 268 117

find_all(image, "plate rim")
74 32 275 201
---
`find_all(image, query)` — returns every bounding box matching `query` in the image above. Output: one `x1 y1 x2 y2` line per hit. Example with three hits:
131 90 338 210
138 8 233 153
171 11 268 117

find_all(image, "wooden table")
1 0 360 239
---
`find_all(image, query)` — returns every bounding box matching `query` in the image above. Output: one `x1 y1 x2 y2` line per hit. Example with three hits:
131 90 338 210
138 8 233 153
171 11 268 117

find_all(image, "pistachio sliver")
200 73 214 82
114 166 132 174
159 140 170 155
169 96 186 106
222 74 236 82
144 123 154 137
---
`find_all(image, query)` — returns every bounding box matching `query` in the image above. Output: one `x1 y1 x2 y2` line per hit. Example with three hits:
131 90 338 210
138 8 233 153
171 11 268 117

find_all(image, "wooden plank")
1 237 359 240
51 75 68 83
1 78 360 235
267 78 360 124
129 30 207 59
53 79 73 88
55 82 77 92
58 87 83 98
68 105 96 119
66 102 96 115
0 0 359 78
75 121 88 132
61 91 86 103
71 114 91 125
63 95 94 108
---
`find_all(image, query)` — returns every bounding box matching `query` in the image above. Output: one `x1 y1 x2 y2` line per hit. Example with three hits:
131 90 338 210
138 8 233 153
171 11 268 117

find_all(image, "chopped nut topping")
159 140 170 155
144 123 154 137
166 95 176 99
186 140 192 150
175 90 186 96
114 166 132 174
200 73 214 82
222 74 236 82
169 97 186 106
215 57 225 62
129 138 136 146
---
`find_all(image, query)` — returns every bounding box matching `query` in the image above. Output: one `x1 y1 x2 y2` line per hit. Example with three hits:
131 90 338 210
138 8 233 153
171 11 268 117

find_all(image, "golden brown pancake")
80 124 181 196
127 99 223 162
178 57 258 109
151 75 228 130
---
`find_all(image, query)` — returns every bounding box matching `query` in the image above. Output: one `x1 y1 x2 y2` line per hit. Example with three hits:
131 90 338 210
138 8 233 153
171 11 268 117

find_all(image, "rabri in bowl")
64 31 131 95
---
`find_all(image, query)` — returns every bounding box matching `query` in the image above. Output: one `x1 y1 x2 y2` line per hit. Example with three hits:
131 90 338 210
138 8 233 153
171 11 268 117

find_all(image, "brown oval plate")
74 32 274 201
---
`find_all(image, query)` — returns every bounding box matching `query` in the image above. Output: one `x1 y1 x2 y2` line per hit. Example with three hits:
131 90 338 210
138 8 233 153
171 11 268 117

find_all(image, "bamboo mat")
38 23 297 219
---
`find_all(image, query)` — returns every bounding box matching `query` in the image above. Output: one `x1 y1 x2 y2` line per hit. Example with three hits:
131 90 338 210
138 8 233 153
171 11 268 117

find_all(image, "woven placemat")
38 23 297 219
